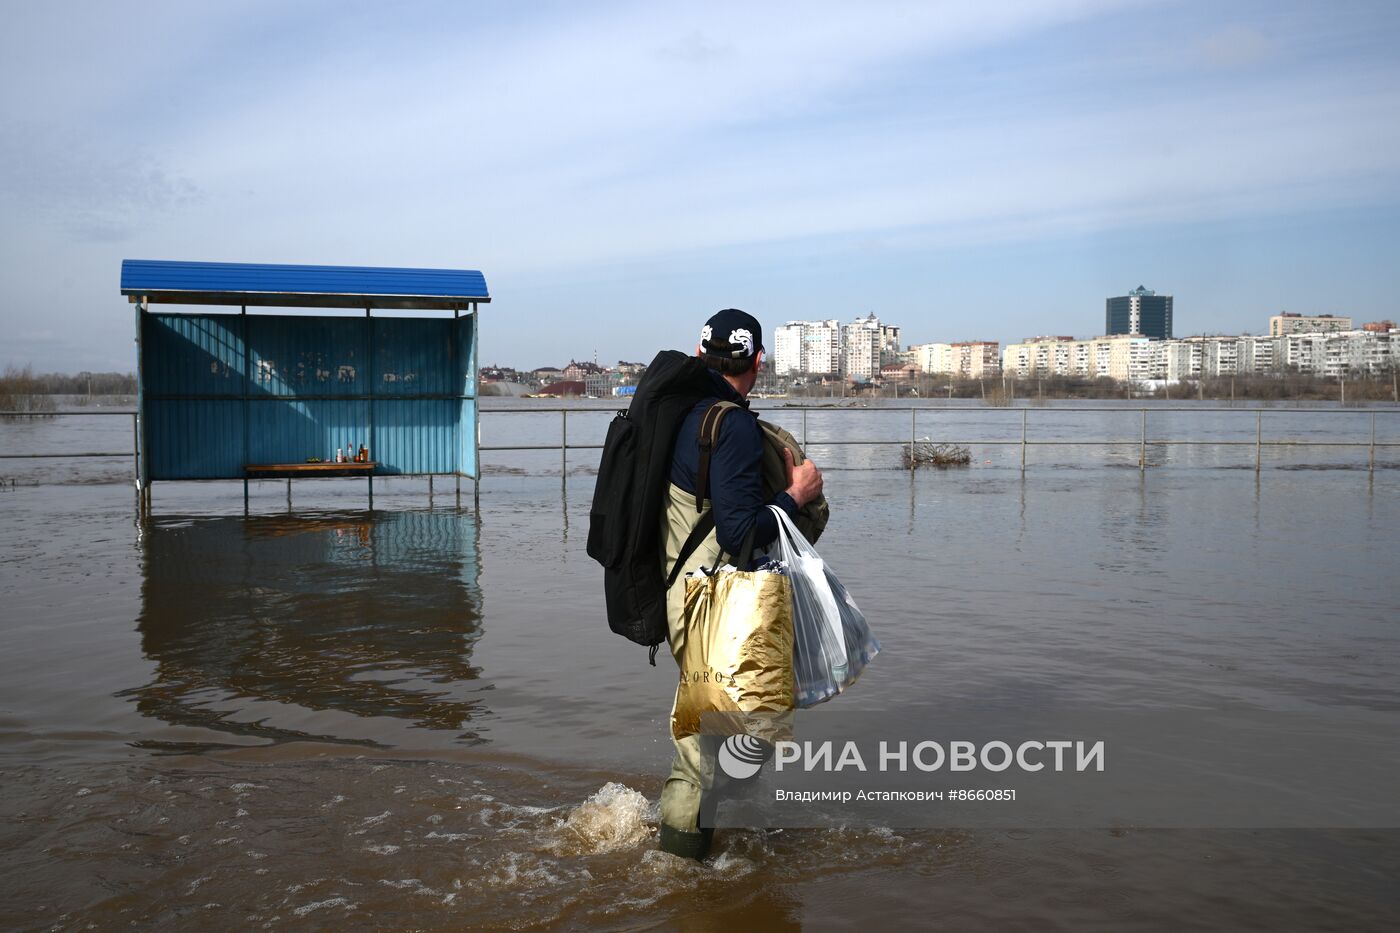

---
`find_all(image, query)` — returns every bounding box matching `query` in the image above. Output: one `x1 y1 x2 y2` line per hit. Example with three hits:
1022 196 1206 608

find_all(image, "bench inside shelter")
244 461 378 479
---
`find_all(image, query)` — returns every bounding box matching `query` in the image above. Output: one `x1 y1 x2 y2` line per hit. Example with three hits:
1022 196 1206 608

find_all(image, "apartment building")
772 319 842 376
909 341 1001 377
1002 334 1161 380
1159 331 1390 379
880 324 903 366
910 342 954 374
843 314 883 380
956 341 1001 377
1302 331 1394 377
1268 312 1353 336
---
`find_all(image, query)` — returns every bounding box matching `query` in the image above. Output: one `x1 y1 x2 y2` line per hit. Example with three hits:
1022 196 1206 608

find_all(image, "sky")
2 0 1399 372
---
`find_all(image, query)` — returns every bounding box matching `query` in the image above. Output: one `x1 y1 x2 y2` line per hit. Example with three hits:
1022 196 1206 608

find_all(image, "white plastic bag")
767 505 880 707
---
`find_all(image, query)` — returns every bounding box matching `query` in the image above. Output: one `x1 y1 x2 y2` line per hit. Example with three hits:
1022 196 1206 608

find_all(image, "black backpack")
587 350 730 661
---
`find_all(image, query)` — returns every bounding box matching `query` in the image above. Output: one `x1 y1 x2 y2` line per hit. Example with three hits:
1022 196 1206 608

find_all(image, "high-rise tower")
1106 285 1172 339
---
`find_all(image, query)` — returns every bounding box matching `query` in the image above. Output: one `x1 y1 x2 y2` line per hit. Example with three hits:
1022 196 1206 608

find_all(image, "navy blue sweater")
669 369 798 555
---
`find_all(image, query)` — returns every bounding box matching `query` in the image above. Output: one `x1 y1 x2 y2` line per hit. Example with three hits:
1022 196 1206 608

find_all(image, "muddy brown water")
2 403 1399 930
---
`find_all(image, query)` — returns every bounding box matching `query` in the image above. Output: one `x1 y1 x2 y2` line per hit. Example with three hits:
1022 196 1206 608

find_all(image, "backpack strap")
652 512 717 666
666 512 717 590
695 400 740 513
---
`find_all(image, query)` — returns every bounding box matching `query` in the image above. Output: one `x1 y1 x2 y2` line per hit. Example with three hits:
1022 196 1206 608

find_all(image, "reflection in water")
1094 474 1168 577
122 509 485 748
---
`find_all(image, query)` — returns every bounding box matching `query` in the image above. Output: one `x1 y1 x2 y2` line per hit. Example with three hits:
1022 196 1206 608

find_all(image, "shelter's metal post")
472 304 481 509
241 305 249 516
286 478 291 510
131 411 139 512
366 306 374 511
453 305 461 506
802 407 808 446
134 297 148 518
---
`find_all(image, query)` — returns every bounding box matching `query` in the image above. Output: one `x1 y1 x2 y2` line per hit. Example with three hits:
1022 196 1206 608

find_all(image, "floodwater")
2 401 1399 930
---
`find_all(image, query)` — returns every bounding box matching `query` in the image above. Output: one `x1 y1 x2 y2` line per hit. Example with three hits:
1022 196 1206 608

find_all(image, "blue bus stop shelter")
121 259 489 514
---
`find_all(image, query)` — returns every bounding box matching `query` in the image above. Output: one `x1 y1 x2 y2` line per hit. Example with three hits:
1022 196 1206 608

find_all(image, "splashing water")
548 782 657 855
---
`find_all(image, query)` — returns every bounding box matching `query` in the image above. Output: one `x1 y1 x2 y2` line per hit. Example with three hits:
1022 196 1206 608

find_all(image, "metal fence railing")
480 405 1400 475
3 407 1398 494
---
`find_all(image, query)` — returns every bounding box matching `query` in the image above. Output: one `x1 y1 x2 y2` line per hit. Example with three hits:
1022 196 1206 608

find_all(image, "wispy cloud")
1196 24 1275 68
0 121 200 241
2 0 1399 368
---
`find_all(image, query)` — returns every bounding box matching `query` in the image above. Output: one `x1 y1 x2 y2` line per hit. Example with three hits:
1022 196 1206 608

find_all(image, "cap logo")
729 328 755 357
700 324 713 343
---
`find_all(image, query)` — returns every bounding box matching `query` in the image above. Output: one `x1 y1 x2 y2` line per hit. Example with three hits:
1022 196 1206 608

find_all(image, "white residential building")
1002 334 1162 381
1160 331 1390 379
1163 339 1201 381
879 324 903 366
911 342 954 374
1309 330 1393 377
1007 328 1393 382
772 323 804 377
910 340 1001 377
774 313 907 379
959 341 1002 378
1239 335 1276 374
1164 336 1242 380
842 314 883 380
772 320 842 376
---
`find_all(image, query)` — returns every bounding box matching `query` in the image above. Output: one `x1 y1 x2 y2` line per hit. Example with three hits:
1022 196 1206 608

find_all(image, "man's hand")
782 447 824 507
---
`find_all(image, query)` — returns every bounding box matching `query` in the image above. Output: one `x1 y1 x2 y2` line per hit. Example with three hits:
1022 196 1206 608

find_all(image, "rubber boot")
659 736 718 860
659 823 714 860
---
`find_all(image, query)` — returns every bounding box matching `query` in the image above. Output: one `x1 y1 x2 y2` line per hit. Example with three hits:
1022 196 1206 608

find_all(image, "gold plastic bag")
670 568 794 742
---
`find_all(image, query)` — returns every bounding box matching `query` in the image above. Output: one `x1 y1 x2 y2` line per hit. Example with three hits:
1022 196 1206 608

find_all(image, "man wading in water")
658 308 824 859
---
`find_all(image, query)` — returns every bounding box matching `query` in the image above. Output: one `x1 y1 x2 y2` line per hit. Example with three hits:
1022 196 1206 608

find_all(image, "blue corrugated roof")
121 259 489 309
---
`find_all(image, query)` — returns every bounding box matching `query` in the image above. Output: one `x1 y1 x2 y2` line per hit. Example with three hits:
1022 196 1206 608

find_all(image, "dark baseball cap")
700 308 764 359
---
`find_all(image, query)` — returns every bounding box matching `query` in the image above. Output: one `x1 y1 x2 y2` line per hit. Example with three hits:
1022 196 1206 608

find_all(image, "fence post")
1370 412 1377 473
1256 411 1263 473
1021 409 1027 473
802 407 808 447
1140 409 1147 472
909 408 916 471
561 409 568 477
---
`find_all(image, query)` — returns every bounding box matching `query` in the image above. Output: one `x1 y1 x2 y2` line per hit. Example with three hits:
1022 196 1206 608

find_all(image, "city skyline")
3 1 1399 373
491 308 1396 383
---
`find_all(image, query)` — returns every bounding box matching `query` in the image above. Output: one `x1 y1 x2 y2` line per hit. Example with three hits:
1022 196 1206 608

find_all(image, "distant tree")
0 365 57 417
